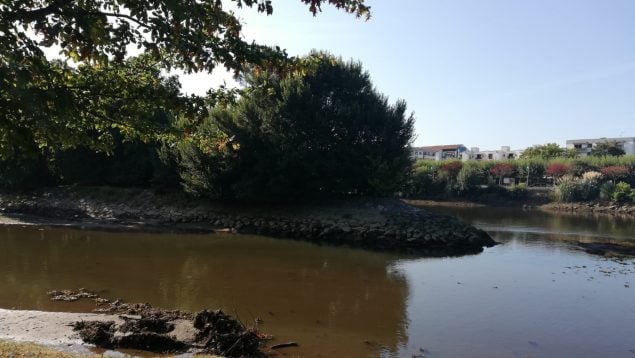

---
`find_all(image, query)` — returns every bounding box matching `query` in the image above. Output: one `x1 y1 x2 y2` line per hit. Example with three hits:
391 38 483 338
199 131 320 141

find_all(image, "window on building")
488 154 493 159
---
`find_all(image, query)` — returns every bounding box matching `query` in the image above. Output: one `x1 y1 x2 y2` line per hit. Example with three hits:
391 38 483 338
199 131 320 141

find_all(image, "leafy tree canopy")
0 55 193 158
177 51 415 200
2 0 369 71
591 141 625 157
0 0 369 158
520 143 576 160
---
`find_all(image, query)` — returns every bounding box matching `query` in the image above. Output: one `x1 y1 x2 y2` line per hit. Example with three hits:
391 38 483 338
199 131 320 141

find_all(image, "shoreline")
0 307 227 358
0 186 496 256
0 308 123 356
404 198 635 217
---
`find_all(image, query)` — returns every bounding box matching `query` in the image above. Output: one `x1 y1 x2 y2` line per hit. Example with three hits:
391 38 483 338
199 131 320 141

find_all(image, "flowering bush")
553 175 599 202
581 171 602 182
489 163 515 178
545 163 570 178
600 166 630 180
439 161 463 178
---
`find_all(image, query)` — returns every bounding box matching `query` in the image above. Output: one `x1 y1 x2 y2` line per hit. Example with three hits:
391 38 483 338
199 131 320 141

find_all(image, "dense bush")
489 163 515 185
581 171 602 182
545 163 570 178
599 182 616 201
507 183 528 198
456 162 486 195
54 143 160 187
403 164 441 197
439 161 463 179
552 176 578 202
612 182 633 203
0 152 53 190
177 52 415 200
601 166 630 181
569 160 595 177
576 180 600 201
405 156 635 201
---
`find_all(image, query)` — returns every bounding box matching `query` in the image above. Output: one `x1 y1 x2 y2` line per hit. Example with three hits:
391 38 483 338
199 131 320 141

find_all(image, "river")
1 206 634 357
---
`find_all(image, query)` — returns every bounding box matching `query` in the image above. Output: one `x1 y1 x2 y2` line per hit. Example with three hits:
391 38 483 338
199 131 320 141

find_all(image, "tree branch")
14 0 70 22
82 11 153 29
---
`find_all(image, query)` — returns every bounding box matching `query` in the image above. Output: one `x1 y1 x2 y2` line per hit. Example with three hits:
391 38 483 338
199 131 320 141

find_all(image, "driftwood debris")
271 342 299 349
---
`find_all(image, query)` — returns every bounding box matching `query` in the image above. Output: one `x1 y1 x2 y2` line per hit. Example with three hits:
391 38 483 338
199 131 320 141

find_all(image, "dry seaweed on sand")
53 289 266 356
193 309 262 356
47 288 98 302
73 309 262 356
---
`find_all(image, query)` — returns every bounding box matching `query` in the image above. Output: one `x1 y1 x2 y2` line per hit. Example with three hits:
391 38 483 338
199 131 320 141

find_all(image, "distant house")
566 137 635 157
411 144 467 161
461 146 524 161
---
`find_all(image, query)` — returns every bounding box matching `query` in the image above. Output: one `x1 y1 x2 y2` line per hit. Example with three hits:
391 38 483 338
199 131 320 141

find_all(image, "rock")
0 188 497 256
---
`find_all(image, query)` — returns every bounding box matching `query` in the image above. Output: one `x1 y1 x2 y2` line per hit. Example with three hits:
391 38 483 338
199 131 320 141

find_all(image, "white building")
566 137 635 156
411 144 467 161
461 146 524 161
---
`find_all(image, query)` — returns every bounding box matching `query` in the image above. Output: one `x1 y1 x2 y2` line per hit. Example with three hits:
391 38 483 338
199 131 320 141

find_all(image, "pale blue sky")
180 0 635 150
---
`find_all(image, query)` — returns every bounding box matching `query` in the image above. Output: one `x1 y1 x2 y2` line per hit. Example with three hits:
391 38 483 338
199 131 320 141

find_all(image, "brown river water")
1 207 635 357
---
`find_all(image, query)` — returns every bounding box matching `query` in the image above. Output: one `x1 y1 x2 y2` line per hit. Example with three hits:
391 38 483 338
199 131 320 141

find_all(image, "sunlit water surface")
1 207 634 357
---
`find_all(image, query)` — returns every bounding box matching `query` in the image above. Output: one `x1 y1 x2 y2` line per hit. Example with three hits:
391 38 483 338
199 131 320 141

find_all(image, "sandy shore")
0 308 122 356
0 308 208 357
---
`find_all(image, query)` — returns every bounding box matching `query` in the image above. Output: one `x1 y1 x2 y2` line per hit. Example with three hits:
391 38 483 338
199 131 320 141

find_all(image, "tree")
0 0 369 158
489 163 515 185
520 143 576 160
591 142 625 157
177 51 415 200
1 55 191 158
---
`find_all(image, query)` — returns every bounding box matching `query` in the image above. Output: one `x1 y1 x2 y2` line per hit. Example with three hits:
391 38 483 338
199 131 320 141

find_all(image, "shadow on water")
0 225 411 357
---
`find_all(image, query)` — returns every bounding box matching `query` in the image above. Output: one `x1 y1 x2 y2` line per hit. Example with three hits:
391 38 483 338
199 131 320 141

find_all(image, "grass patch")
0 341 77 357
0 340 223 357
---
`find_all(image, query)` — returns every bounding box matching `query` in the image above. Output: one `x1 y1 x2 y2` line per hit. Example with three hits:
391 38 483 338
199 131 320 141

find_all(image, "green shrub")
54 141 171 188
456 163 485 195
569 160 595 177
599 182 615 201
0 153 53 190
405 155 635 200
507 183 528 198
576 180 600 201
552 176 578 202
612 182 632 203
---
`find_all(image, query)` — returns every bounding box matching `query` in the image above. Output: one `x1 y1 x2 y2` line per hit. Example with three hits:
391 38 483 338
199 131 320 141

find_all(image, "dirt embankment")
0 187 496 256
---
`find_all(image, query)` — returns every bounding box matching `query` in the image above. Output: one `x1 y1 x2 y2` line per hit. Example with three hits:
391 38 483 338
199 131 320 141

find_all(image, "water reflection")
2 207 635 357
0 225 410 357
426 206 635 241
398 206 635 358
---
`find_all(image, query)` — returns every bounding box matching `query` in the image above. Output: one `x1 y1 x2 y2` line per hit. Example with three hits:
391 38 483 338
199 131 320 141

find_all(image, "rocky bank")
540 201 635 216
0 186 495 256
